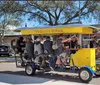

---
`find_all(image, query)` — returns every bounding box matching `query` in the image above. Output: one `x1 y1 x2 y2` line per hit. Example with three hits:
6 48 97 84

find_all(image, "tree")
93 2 100 23
7 0 97 26
0 14 22 44
0 1 23 44
0 0 98 26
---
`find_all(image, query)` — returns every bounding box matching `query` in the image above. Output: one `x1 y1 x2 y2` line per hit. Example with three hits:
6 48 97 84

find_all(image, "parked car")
0 45 10 56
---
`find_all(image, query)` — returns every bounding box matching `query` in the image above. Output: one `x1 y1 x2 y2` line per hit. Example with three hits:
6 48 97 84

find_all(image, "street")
0 63 100 85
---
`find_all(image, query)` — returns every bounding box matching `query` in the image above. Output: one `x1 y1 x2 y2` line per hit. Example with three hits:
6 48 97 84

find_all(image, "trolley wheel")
95 71 100 77
79 67 93 83
25 65 36 76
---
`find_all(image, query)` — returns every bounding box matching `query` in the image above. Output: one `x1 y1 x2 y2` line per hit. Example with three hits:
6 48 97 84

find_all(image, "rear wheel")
79 68 93 83
95 71 100 77
25 65 36 76
7 54 10 57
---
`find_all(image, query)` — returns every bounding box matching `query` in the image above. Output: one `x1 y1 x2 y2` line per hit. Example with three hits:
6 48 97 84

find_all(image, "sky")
5 0 100 35
21 13 98 28
20 1 99 28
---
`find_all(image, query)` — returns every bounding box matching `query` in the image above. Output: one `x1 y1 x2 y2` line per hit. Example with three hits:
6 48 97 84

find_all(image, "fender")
27 63 36 68
32 63 36 68
81 66 95 75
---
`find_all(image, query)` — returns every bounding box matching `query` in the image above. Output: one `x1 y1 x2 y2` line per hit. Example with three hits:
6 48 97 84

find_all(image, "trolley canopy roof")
14 24 97 35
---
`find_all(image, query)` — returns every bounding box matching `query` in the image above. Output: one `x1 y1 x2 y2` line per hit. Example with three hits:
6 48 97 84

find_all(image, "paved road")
0 63 100 85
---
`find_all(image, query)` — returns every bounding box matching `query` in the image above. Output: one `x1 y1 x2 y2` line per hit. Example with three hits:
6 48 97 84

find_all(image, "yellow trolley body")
15 25 96 71
15 25 99 83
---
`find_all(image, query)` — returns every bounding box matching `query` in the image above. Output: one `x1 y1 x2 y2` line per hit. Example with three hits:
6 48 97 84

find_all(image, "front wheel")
79 68 93 83
25 65 36 76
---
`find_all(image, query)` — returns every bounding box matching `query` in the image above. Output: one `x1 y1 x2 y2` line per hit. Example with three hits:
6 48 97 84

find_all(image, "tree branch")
58 8 63 19
27 1 55 19
54 8 63 25
48 13 53 25
63 0 89 25
9 8 52 25
54 8 58 25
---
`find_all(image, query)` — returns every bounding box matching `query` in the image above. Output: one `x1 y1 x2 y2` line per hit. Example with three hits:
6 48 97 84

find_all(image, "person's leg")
49 55 56 70
59 52 66 66
39 56 42 64
65 51 71 64
20 52 25 66
49 53 57 69
41 55 46 67
96 49 100 59
53 55 57 68
17 48 24 63
56 56 62 67
62 51 69 65
35 56 40 64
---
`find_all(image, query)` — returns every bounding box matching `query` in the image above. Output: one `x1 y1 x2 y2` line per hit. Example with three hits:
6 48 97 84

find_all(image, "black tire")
7 54 10 57
95 71 100 77
25 65 36 76
79 67 93 83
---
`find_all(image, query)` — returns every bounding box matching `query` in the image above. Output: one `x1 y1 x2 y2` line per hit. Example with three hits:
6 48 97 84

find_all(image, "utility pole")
78 0 83 47
79 0 81 23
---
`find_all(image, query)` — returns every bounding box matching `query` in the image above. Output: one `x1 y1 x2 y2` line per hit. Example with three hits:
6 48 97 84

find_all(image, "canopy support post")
78 34 83 48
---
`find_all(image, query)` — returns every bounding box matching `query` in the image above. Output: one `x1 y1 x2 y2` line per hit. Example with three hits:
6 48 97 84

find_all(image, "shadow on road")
0 70 83 84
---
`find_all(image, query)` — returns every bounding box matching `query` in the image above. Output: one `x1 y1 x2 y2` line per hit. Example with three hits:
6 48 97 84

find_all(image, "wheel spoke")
80 70 89 80
26 66 33 75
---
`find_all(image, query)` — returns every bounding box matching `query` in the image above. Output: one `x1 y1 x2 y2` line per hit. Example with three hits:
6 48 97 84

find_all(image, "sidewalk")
0 57 20 63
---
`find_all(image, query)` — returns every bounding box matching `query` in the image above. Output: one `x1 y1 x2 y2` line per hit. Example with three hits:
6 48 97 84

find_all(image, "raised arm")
62 38 71 43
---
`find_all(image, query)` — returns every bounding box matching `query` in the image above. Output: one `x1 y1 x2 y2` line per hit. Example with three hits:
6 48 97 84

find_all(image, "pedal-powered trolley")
14 24 100 83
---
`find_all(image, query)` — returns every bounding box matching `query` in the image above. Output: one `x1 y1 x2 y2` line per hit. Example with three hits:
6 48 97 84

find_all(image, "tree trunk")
0 34 2 44
1 30 4 44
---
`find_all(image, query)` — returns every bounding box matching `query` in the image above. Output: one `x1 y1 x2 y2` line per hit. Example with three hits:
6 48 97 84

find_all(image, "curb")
0 61 15 63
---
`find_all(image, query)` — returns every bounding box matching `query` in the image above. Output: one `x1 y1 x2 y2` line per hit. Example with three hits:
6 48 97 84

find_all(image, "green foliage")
0 0 99 26
0 1 23 43
0 0 99 43
21 0 98 25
